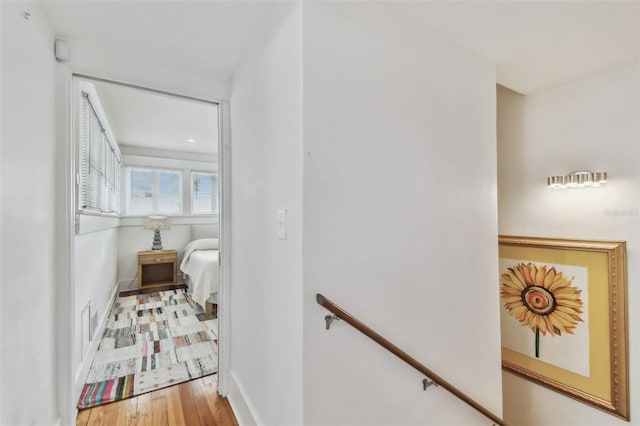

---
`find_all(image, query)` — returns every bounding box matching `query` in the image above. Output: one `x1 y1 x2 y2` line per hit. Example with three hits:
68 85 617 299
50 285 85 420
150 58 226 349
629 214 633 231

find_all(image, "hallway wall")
229 3 303 425
0 2 58 424
302 3 502 424
497 62 640 425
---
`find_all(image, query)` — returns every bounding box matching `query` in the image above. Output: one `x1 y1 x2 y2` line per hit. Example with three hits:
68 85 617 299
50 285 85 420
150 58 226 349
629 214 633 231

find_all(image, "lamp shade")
143 215 171 231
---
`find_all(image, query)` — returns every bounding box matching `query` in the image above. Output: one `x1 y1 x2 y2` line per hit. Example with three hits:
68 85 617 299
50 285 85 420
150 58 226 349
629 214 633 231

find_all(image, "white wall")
73 225 118 375
0 2 58 424
497 62 639 426
302 3 502 425
229 3 303 425
70 74 123 403
66 40 229 102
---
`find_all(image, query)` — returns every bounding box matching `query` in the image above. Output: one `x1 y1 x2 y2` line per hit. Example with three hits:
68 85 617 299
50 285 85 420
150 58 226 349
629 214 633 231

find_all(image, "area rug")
77 289 218 409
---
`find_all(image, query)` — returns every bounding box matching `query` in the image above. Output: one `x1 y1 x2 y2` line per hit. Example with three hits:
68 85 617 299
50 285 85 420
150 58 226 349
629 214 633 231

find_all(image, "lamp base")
151 229 163 251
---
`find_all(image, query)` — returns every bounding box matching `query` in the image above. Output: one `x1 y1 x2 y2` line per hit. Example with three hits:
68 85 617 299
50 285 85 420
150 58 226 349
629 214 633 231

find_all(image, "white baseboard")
227 370 263 426
118 278 138 293
72 282 119 404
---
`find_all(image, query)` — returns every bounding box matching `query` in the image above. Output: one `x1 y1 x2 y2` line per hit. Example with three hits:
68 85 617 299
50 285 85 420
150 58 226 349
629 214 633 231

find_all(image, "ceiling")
43 1 272 155
43 1 274 80
42 1 638 152
92 80 218 155
399 1 639 93
43 1 639 95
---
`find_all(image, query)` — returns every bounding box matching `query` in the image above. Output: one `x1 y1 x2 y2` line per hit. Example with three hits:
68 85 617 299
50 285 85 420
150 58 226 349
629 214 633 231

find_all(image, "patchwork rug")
77 289 218 409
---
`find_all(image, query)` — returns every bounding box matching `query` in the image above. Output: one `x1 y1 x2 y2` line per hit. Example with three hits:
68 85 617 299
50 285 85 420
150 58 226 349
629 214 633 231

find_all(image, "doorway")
66 74 229 416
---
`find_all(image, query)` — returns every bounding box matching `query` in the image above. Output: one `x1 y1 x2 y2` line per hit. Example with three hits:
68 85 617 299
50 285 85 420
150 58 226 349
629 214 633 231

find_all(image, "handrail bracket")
423 378 438 390
325 314 340 330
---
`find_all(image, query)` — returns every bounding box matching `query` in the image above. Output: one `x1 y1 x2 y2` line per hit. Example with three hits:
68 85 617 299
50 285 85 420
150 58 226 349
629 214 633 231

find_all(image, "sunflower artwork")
501 262 584 359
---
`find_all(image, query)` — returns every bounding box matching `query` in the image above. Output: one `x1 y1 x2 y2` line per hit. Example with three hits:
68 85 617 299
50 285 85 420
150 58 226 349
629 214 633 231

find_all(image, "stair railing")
316 293 507 426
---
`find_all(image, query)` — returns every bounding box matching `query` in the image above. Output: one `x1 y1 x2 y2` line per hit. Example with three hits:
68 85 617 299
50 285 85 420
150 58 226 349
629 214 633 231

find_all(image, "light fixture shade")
547 175 566 189
143 215 172 230
566 171 592 188
593 172 607 185
547 171 607 189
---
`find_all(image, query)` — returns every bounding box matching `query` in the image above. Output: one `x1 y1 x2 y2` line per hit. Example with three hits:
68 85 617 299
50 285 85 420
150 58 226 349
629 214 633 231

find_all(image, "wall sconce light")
547 171 607 189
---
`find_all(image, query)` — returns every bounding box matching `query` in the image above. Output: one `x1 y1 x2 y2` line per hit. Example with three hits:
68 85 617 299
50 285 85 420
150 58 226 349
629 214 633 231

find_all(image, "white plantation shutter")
79 94 91 210
125 167 183 215
79 92 121 215
191 172 218 214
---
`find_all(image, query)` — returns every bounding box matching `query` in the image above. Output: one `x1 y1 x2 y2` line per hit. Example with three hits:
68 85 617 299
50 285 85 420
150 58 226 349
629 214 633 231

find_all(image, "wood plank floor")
76 375 237 426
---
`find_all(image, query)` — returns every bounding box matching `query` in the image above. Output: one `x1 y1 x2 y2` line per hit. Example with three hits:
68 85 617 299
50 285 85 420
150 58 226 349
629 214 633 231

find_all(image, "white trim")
119 144 217 164
217 100 232 396
73 282 119 402
118 278 139 293
77 214 120 235
228 370 262 426
122 153 217 174
118 215 218 227
72 73 223 106
56 66 75 426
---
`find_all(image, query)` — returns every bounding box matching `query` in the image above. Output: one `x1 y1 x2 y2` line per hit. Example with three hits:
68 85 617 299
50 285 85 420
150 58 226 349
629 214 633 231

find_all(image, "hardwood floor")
76 375 237 426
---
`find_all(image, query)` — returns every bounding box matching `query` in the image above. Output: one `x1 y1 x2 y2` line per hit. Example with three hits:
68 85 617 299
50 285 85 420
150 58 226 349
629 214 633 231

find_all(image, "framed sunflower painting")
498 236 629 420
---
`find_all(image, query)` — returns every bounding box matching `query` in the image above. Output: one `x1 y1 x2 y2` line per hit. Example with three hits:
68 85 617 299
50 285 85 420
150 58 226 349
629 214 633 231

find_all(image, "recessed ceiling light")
187 138 196 143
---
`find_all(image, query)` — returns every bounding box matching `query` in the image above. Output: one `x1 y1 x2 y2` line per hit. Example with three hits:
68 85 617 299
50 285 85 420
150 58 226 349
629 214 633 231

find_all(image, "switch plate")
277 209 287 240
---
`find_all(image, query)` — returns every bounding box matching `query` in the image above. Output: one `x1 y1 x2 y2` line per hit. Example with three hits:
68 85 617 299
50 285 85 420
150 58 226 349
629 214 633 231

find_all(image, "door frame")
57 73 232 424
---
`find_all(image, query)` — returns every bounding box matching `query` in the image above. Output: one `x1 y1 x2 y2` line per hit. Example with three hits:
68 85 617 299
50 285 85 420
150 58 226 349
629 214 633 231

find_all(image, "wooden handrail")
316 294 507 426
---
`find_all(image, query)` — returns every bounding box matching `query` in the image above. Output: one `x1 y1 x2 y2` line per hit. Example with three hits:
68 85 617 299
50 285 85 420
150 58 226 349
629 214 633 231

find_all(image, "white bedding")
180 240 219 309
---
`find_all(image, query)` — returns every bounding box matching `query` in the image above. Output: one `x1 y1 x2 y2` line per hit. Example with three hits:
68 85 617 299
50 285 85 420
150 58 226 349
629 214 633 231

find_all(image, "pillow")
181 238 219 269
186 238 218 251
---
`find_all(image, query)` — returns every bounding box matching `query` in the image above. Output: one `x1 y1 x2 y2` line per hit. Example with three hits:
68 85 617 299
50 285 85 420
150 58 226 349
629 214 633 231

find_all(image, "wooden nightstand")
138 249 177 289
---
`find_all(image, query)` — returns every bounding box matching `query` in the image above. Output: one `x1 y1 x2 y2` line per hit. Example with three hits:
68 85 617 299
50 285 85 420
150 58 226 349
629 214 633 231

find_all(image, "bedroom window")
79 90 122 215
125 167 183 215
191 172 218 214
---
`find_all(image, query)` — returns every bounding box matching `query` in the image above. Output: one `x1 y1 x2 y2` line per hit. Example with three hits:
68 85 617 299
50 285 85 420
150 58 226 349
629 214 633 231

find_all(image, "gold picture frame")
499 235 629 420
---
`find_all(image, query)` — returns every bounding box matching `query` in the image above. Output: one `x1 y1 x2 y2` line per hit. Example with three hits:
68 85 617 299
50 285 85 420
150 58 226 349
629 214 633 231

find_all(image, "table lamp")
143 215 171 251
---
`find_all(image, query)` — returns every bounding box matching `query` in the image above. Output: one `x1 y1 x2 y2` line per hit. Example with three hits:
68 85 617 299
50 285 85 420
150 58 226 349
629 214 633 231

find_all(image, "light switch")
277 209 287 240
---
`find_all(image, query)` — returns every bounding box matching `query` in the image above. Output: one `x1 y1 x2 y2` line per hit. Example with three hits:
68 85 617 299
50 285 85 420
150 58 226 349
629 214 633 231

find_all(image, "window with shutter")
78 90 122 215
191 172 219 214
125 167 183 215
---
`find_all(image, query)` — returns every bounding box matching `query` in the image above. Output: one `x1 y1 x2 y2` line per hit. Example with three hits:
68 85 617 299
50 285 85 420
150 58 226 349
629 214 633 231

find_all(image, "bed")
180 238 219 310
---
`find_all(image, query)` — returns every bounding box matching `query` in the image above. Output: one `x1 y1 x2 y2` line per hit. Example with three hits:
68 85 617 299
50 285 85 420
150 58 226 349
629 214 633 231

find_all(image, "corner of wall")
72 281 119 405
227 370 262 426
